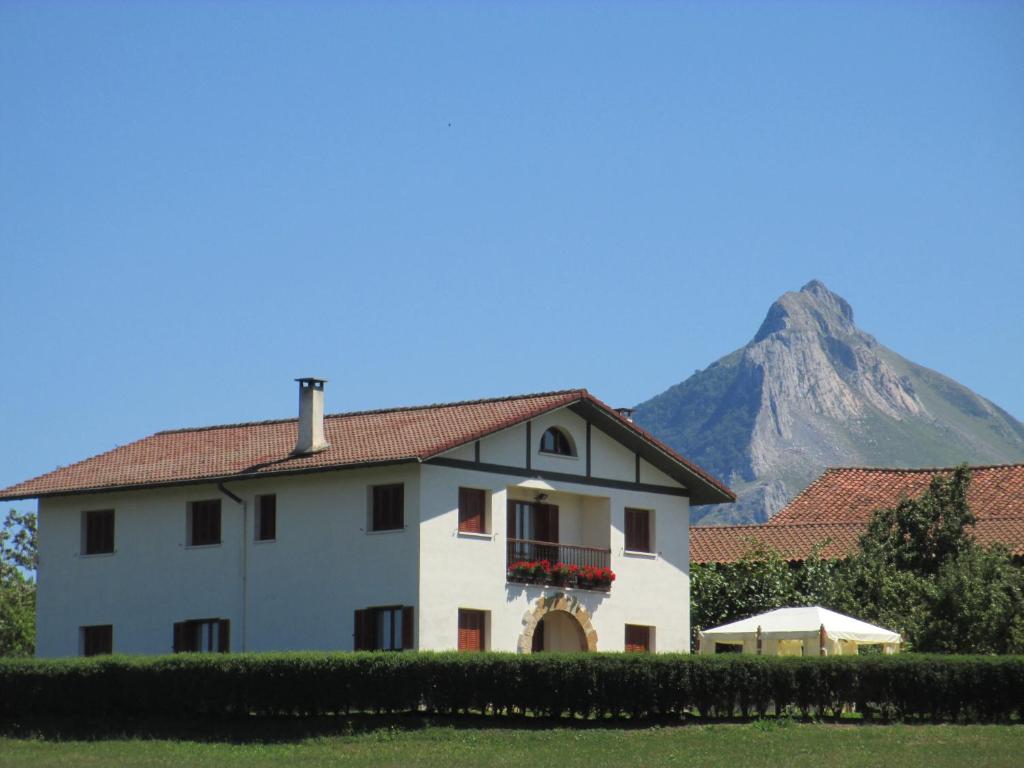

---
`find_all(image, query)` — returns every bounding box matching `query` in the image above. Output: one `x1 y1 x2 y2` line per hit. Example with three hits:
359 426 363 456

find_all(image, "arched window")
539 427 575 456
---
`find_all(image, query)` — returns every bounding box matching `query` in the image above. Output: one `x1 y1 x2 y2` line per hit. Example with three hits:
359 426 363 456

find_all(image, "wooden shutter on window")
458 488 485 533
625 508 650 552
547 505 559 543
173 621 186 653
401 606 414 651
625 625 651 653
354 609 369 651
458 610 484 652
218 620 230 653
507 500 516 539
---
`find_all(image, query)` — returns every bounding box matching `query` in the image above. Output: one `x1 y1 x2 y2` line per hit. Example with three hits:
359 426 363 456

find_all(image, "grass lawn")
1 721 1023 768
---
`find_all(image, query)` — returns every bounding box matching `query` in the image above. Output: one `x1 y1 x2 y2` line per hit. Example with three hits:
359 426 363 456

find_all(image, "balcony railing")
506 538 611 570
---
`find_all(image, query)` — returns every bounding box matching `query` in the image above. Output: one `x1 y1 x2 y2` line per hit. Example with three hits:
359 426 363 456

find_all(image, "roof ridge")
694 521 864 531
822 463 1024 473
156 389 589 436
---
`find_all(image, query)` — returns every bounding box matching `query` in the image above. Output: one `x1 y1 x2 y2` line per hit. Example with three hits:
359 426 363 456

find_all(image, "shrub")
1 652 1022 724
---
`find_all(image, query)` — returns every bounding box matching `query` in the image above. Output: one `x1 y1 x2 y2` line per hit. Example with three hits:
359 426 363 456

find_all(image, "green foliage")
2 652 1024 724
692 466 1024 655
860 466 975 575
0 510 38 657
691 543 843 636
837 466 1024 653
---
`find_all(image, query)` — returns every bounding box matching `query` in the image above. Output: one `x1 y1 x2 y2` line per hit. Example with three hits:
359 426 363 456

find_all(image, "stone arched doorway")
517 593 598 653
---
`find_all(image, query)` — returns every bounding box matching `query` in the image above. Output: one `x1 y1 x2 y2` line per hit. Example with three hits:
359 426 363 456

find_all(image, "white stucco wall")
417 463 691 653
36 465 420 657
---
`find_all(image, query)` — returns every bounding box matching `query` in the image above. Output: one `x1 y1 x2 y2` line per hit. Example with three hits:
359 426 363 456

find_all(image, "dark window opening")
539 427 574 456
625 508 651 553
81 625 113 656
256 494 277 541
173 618 230 653
625 624 652 653
531 617 545 653
372 484 404 531
458 487 486 533
189 500 221 546
83 509 115 555
354 605 414 651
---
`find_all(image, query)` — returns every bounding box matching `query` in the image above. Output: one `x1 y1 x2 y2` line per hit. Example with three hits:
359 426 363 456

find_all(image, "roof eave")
0 457 421 502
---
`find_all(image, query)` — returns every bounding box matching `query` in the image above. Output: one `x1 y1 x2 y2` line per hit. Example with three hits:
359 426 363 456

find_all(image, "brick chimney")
293 378 329 455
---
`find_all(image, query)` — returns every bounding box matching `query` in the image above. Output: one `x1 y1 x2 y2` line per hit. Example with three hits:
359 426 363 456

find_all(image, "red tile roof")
692 464 1024 564
690 523 862 564
0 389 733 503
691 518 1024 563
771 465 1024 525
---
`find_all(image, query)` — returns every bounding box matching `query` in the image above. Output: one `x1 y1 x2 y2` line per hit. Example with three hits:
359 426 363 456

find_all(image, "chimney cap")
295 377 328 388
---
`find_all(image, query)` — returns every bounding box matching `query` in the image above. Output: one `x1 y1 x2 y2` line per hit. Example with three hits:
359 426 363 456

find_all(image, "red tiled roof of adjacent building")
770 464 1024 525
690 522 863 564
691 464 1024 564
0 389 734 504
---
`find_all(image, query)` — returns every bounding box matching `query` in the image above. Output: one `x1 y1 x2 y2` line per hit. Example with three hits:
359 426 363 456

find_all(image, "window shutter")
625 625 651 653
354 609 368 651
507 501 515 539
218 620 230 653
173 622 186 653
625 508 649 552
458 610 484 652
401 606 414 650
547 505 559 544
458 488 484 533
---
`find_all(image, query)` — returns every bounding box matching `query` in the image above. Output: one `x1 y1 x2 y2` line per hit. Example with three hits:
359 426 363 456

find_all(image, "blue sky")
2 1 1022 511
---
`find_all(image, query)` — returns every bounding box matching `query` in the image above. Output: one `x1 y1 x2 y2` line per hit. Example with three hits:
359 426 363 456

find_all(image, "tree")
859 465 975 576
0 509 37 657
691 542 798 633
691 465 1024 654
836 465 1024 653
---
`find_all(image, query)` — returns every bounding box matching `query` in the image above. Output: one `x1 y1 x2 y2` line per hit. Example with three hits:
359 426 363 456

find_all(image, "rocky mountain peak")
633 281 1024 525
754 279 856 344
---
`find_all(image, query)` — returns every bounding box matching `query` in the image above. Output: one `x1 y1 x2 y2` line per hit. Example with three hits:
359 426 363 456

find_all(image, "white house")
0 380 733 657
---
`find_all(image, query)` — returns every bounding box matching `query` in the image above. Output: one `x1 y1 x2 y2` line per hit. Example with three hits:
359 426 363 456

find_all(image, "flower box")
506 560 615 591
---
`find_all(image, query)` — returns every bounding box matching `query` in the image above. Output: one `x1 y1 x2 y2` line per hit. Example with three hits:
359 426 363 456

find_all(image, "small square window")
371 484 404 531
458 609 488 652
82 509 115 555
625 624 653 653
81 624 113 656
173 618 230 653
188 500 221 546
458 488 487 533
625 508 652 553
256 494 276 541
354 606 414 651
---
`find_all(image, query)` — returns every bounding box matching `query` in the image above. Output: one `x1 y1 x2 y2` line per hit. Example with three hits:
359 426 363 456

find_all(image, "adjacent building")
691 464 1024 565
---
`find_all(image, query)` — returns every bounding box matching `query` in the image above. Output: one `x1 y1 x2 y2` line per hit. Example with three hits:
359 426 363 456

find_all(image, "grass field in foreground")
2 721 1023 768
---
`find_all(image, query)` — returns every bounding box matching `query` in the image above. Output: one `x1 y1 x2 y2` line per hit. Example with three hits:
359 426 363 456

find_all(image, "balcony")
506 538 614 592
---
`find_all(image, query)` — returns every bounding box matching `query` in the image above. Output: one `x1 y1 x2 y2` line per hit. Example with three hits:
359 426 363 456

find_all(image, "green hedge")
2 653 1023 723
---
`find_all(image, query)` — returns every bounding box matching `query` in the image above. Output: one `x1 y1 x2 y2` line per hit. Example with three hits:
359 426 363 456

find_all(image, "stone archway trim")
517 592 598 653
